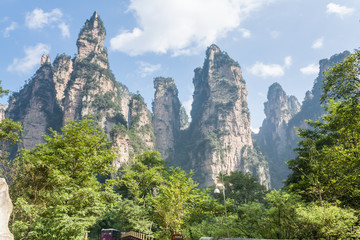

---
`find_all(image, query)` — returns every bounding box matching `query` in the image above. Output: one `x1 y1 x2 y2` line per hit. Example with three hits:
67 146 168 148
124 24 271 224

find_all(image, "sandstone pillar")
0 178 14 240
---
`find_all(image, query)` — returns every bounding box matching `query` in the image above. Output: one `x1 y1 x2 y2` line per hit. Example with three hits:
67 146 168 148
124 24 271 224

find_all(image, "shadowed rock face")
0 178 14 240
255 51 350 189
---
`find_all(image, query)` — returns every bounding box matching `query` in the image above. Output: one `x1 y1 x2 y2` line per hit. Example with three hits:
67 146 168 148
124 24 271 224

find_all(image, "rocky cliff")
254 83 300 189
152 77 181 160
256 51 350 189
6 12 154 167
6 57 62 149
174 45 270 187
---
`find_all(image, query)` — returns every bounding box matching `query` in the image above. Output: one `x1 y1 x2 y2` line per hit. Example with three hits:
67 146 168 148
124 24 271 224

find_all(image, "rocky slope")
255 51 350 188
6 12 154 167
172 45 270 187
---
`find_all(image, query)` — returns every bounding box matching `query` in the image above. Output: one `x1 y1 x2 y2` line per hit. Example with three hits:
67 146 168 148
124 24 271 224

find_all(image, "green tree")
152 167 197 239
10 119 117 239
287 50 360 208
116 151 166 205
222 171 267 206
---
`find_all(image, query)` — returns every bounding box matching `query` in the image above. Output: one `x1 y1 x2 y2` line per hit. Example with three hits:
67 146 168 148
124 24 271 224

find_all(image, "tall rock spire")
152 77 181 160
182 44 270 187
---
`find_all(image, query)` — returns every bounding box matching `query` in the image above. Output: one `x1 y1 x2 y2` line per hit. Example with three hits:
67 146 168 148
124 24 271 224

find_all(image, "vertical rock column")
0 178 13 240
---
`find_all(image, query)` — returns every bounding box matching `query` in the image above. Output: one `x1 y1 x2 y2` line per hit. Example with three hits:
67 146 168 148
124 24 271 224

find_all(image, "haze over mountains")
2 12 351 188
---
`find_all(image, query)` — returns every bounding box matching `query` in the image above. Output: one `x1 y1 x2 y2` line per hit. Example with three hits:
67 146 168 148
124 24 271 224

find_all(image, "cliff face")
6 59 62 149
181 45 270 187
152 77 181 160
6 12 154 167
255 83 300 189
256 51 350 189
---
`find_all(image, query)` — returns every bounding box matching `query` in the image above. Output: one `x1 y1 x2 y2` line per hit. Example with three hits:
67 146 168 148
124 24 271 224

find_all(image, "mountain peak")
76 11 108 67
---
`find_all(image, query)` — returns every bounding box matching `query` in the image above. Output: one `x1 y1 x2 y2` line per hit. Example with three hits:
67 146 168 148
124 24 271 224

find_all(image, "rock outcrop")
6 56 62 149
0 178 14 240
178 45 270 187
152 77 181 160
256 51 350 188
254 83 300 188
6 12 154 167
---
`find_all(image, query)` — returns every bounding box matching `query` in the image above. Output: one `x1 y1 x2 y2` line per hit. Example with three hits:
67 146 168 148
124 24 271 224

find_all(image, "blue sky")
0 0 359 131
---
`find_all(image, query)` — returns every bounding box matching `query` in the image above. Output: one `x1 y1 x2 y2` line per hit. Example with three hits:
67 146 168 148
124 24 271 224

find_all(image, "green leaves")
10 119 117 239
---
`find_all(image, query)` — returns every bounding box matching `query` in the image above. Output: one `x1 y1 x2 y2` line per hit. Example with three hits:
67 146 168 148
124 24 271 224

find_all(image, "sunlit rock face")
0 178 14 240
6 12 155 168
255 51 350 189
178 44 270 188
152 77 181 160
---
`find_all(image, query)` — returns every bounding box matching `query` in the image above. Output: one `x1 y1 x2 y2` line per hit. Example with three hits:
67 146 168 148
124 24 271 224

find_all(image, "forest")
1 51 360 240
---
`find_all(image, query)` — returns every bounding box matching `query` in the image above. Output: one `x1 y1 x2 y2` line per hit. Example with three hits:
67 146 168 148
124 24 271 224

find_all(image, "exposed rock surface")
152 77 181 160
0 178 14 240
52 54 73 110
176 45 270 187
6 58 62 149
0 105 7 121
6 12 154 167
255 51 350 189
255 83 300 189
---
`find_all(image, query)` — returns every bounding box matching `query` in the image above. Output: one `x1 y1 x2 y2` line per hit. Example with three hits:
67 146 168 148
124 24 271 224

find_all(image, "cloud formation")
110 0 274 56
300 63 319 75
249 56 292 78
3 22 17 37
25 8 70 38
312 37 324 49
239 28 251 38
7 43 50 74
326 3 354 18
137 61 161 78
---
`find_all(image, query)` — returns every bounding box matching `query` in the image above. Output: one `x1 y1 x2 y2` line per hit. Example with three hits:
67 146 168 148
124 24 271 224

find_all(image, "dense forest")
1 51 360 239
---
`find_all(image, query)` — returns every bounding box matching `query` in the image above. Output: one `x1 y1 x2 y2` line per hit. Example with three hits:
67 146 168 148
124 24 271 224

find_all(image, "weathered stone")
153 77 181 160
0 178 14 240
255 51 350 189
181 44 270 187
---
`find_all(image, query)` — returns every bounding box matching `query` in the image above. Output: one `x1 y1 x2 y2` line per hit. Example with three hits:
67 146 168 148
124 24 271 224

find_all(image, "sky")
0 0 359 131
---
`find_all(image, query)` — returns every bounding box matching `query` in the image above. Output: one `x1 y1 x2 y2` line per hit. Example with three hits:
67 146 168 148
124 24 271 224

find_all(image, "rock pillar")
0 178 14 240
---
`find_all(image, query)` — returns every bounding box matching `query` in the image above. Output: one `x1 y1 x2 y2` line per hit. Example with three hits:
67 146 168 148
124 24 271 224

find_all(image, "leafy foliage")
287 50 360 209
10 119 117 239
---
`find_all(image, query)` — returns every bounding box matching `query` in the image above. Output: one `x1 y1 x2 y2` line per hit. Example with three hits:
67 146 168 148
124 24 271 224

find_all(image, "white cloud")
26 8 62 29
3 22 17 37
270 30 280 39
7 43 50 74
25 8 70 38
300 63 319 75
137 61 161 78
239 28 251 38
249 56 291 78
251 127 260 134
183 97 193 118
110 0 274 56
326 3 354 18
312 37 324 49
284 56 292 68
58 22 70 38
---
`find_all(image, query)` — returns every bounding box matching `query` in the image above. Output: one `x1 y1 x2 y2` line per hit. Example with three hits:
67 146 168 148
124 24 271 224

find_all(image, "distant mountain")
255 51 350 189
